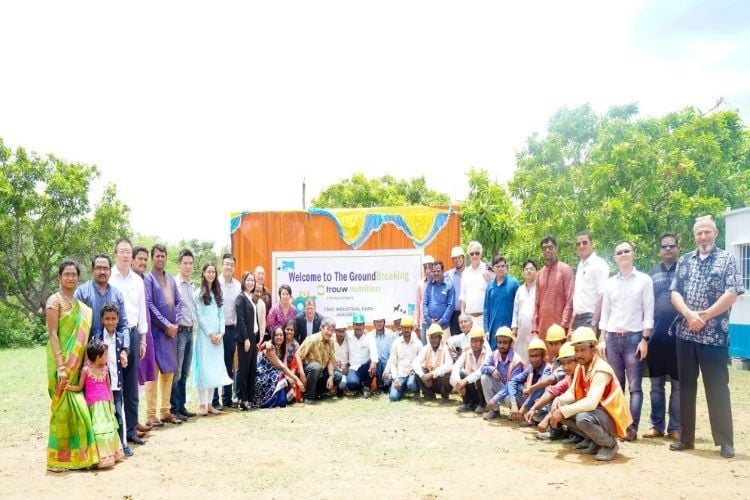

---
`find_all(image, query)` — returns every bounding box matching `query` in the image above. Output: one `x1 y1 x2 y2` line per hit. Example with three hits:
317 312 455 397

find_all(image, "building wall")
726 207 750 359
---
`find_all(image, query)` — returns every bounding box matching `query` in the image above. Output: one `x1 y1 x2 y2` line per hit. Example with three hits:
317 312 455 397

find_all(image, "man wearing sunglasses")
643 233 681 441
598 240 654 442
669 216 744 459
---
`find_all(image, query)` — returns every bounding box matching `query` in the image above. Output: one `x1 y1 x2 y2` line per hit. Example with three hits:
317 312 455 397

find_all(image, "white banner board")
271 249 423 324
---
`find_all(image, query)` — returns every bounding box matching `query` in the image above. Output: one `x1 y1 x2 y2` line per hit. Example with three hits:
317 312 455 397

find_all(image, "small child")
65 339 124 468
91 303 131 456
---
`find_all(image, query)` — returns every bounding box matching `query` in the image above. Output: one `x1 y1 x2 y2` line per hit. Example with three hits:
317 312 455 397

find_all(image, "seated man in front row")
481 327 525 420
451 327 491 413
297 317 342 404
506 338 553 424
413 323 454 401
333 319 350 394
383 316 422 401
529 342 579 441
549 327 633 461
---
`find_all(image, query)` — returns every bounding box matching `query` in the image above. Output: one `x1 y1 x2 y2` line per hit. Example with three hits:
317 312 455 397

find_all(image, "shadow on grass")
552 446 634 465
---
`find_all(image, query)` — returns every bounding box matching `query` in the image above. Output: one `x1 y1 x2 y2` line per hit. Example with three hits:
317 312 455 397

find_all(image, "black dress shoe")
174 412 189 421
127 435 146 446
180 409 196 418
720 444 735 458
224 401 237 409
669 441 695 451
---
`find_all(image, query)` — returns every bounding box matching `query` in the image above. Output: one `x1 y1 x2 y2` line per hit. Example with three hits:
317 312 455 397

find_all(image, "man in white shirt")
460 241 491 339
213 253 241 409
172 249 197 420
110 238 150 446
572 231 610 332
599 239 654 442
344 312 378 397
372 311 395 393
413 323 454 401
384 316 422 401
452 327 491 413
333 319 350 394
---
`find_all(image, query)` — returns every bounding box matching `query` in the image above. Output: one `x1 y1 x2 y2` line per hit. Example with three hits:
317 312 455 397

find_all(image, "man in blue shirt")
422 260 455 341
372 311 395 393
484 255 519 350
480 327 525 420
507 338 552 423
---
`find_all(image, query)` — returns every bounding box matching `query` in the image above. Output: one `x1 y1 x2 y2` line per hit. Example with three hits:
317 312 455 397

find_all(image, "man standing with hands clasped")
669 215 744 459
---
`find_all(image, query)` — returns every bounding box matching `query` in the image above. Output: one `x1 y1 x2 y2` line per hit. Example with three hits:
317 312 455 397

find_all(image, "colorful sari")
46 294 99 469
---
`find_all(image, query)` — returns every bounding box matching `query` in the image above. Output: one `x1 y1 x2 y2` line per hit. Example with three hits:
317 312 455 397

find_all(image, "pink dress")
84 368 124 467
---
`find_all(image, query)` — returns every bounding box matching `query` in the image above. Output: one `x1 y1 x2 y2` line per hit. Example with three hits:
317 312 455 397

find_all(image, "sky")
2 0 749 249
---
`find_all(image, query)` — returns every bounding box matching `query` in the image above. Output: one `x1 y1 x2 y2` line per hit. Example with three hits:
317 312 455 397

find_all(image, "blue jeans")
171 328 193 413
346 359 372 390
650 376 680 433
606 332 643 431
113 390 126 447
389 374 419 401
376 359 391 391
334 367 348 391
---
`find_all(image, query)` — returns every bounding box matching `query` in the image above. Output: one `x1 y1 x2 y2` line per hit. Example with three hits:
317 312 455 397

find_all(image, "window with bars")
742 244 750 291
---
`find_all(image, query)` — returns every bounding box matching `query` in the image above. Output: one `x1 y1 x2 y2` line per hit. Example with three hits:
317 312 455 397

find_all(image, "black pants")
213 325 237 406
449 310 461 336
122 328 140 439
676 338 733 446
237 339 257 404
461 376 486 407
418 373 451 399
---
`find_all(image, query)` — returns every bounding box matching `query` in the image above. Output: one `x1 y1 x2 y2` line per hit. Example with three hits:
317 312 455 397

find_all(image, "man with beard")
452 327 491 413
480 327 525 420
413 323 453 401
532 236 574 340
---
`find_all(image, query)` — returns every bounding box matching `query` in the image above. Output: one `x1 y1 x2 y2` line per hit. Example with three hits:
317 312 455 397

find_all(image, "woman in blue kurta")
193 262 232 415
483 255 520 350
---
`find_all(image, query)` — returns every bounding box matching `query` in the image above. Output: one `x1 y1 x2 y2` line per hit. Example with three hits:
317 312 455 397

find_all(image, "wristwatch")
642 335 650 342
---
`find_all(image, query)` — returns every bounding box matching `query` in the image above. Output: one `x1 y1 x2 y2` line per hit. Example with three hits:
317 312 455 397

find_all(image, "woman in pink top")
266 284 298 335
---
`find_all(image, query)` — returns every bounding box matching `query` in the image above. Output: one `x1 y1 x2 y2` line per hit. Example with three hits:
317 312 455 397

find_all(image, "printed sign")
271 249 423 323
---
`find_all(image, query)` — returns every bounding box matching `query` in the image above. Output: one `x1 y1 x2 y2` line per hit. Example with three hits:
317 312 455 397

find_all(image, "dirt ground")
1 348 749 499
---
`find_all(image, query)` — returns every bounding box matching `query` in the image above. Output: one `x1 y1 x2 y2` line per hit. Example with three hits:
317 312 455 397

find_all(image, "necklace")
59 292 74 311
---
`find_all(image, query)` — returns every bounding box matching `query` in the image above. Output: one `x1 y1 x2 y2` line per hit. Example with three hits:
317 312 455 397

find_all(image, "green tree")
508 104 750 269
460 168 518 259
0 138 130 320
132 234 229 285
311 173 450 208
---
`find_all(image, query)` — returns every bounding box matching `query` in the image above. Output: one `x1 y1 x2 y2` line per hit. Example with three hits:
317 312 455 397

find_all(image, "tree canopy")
311 173 450 208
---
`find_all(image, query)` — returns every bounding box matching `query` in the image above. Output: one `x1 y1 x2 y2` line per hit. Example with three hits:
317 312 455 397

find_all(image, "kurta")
193 290 232 389
144 271 182 373
532 260 574 339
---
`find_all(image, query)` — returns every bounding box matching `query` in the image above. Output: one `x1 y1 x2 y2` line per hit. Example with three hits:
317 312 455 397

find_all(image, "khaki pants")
145 367 174 419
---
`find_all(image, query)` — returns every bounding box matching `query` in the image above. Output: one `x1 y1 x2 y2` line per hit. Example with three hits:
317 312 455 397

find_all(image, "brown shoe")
136 430 148 439
136 423 152 432
668 431 680 441
643 427 664 438
146 417 164 428
161 413 183 425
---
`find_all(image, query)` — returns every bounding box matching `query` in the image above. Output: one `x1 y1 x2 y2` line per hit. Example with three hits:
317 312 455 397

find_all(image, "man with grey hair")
254 265 272 318
297 316 341 404
669 216 744 458
295 297 322 344
460 241 491 341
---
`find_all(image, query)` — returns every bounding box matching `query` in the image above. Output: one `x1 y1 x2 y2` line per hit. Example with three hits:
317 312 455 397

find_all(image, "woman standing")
254 326 305 408
45 259 99 471
193 262 232 416
266 285 297 336
236 271 260 411
511 259 538 364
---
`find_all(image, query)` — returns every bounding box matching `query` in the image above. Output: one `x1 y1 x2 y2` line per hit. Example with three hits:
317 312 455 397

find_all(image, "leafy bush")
0 304 46 348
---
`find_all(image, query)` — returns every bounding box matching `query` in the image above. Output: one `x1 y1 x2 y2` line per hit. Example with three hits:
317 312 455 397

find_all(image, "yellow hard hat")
427 323 443 337
468 327 486 340
557 342 575 360
570 327 597 346
527 338 547 354
401 315 414 327
546 323 566 343
495 326 515 341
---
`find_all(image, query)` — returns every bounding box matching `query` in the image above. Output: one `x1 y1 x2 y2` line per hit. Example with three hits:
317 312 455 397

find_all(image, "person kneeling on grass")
506 338 552 425
549 327 632 461
413 323 454 401
297 317 341 405
530 342 578 441
481 327 525 420
383 316 422 401
451 327 491 413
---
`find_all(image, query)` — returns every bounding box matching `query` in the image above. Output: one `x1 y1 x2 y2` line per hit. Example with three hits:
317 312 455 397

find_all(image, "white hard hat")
451 246 464 258
422 255 435 265
372 310 387 322
335 319 348 330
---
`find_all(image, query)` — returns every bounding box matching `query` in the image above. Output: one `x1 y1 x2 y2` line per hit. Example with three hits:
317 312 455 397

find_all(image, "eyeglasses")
660 244 677 249
469 252 480 256
523 268 536 273
541 244 555 250
493 264 506 269
615 249 632 256
575 241 590 247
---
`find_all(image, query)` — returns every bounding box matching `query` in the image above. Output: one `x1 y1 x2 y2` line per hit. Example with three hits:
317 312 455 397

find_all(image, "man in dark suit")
295 297 322 344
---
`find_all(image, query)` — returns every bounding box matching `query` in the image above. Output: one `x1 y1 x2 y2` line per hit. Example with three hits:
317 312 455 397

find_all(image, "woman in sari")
45 259 98 471
253 326 304 409
511 259 538 364
281 319 306 403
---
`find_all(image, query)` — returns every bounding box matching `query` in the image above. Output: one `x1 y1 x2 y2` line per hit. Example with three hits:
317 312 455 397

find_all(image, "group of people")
45 214 743 471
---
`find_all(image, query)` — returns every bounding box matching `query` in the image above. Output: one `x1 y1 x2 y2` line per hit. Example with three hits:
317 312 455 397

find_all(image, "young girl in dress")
65 340 124 469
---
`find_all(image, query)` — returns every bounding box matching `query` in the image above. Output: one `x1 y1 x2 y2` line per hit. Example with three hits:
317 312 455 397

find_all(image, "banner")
271 249 423 324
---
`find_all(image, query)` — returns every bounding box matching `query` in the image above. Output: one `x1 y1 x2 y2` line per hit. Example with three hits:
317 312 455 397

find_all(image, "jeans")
122 328 140 439
346 359 372 390
376 359 391 391
113 389 126 447
389 374 419 401
304 362 342 399
333 367 348 391
213 325 236 406
171 328 194 413
649 376 680 433
606 332 643 431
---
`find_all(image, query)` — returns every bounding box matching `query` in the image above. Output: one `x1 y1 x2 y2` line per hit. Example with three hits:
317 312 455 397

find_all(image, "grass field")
1 347 749 499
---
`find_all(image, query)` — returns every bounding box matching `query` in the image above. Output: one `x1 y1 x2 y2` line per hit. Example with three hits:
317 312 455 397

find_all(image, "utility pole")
302 177 306 209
